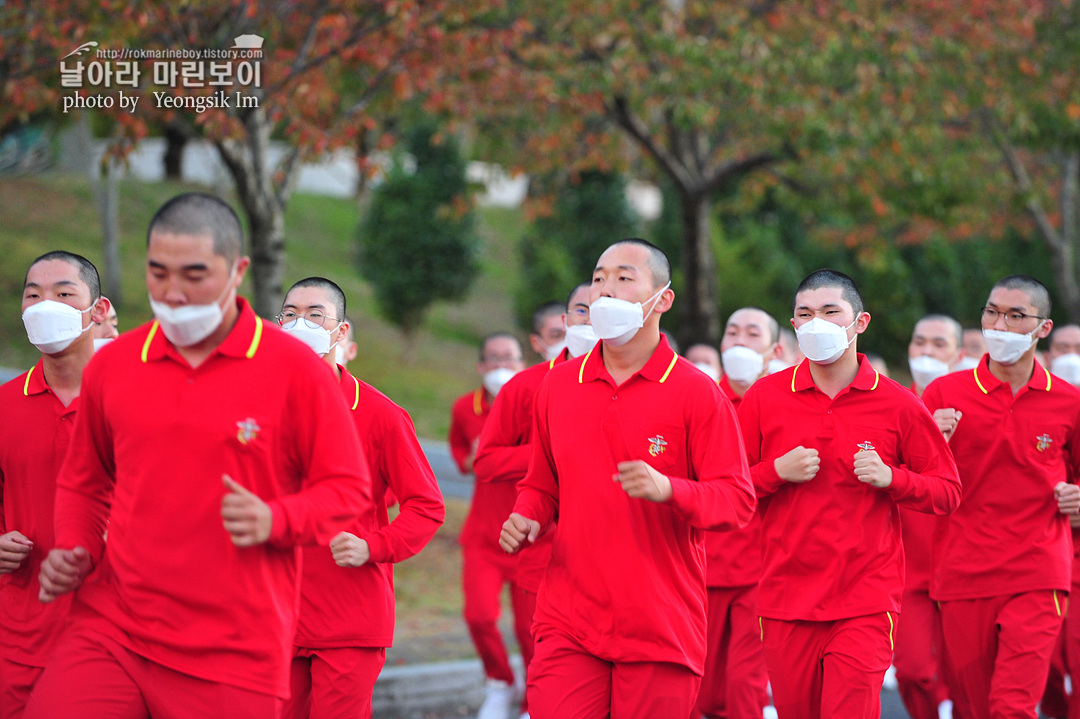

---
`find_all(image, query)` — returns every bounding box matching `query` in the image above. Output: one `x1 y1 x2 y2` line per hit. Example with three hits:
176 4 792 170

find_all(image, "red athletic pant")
940 591 1065 719
284 646 385 719
24 616 281 719
760 613 894 719
0 657 43 719
893 589 949 719
526 629 701 719
1042 627 1068 719
462 544 534 688
694 585 769 719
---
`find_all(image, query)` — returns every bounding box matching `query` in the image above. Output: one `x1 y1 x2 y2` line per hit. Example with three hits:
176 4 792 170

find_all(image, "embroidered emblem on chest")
648 435 668 457
1037 433 1053 452
857 441 875 453
236 418 261 445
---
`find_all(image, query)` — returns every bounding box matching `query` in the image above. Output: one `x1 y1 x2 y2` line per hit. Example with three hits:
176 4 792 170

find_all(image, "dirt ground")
386 497 520 667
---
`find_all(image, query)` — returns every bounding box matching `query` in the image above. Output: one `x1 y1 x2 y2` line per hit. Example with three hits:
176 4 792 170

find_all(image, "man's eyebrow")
148 259 211 272
24 279 80 291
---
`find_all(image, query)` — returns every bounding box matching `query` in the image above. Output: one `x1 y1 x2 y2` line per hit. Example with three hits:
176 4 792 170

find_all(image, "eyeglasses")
981 306 1046 328
277 310 341 326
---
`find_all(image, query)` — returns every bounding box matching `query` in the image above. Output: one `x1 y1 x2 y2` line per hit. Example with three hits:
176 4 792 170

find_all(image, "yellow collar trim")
351 374 360 411
141 321 160 363
245 318 263 359
578 346 595 384
22 365 35 396
658 354 678 383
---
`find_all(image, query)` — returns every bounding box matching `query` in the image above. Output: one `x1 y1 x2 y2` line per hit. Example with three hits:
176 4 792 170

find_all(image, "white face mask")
589 282 671 346
795 316 859 365
541 339 566 361
1051 353 1080 386
482 367 517 396
281 318 341 356
334 343 348 366
909 355 951 389
983 324 1042 365
692 361 721 382
767 358 790 374
93 338 113 352
952 355 981 372
722 345 769 384
149 265 237 348
23 299 97 354
564 324 598 358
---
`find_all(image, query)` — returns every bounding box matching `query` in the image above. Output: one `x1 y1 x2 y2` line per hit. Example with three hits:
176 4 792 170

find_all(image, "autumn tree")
456 1 873 344
3 0 502 318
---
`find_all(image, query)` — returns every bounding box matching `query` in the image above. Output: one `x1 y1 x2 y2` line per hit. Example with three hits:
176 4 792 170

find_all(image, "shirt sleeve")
474 382 531 485
266 364 374 547
737 385 787 498
361 407 445 564
513 380 559 531
666 388 756 530
448 398 472 475
54 361 114 566
882 394 962 515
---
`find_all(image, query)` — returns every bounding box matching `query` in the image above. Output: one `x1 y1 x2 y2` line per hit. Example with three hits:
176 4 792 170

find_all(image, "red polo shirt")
55 299 372 698
703 376 763 588
899 384 939 593
295 367 444 649
739 355 961 621
472 354 566 592
0 359 76 667
449 387 491 474
922 357 1080 601
513 336 755 674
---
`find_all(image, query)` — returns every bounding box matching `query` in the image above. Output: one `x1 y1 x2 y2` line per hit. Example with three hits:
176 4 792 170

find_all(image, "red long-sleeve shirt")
704 376 763 588
922 358 1080 601
0 360 75 667
740 355 961 621
54 299 372 698
513 336 755 674
295 367 444 648
448 387 491 474
472 355 564 592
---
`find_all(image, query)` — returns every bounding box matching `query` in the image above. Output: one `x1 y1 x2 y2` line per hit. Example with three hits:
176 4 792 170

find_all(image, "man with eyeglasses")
275 278 444 719
470 283 594 719
922 274 1080 719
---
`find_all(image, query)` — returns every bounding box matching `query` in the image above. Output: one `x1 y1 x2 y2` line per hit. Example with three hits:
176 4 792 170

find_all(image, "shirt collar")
579 334 677 385
719 374 739 402
22 357 49 397
973 354 1053 394
142 297 263 363
790 353 880 393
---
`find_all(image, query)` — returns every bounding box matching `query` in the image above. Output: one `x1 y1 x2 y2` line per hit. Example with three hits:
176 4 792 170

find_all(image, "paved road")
419 438 474 500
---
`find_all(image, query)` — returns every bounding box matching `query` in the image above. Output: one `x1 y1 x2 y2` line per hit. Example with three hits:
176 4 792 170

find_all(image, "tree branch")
982 110 1064 250
606 94 695 191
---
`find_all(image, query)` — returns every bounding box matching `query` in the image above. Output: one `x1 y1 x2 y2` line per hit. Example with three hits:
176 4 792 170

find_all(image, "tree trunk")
215 106 301 319
1048 151 1080 322
162 120 192 181
94 156 123 304
678 191 719 346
